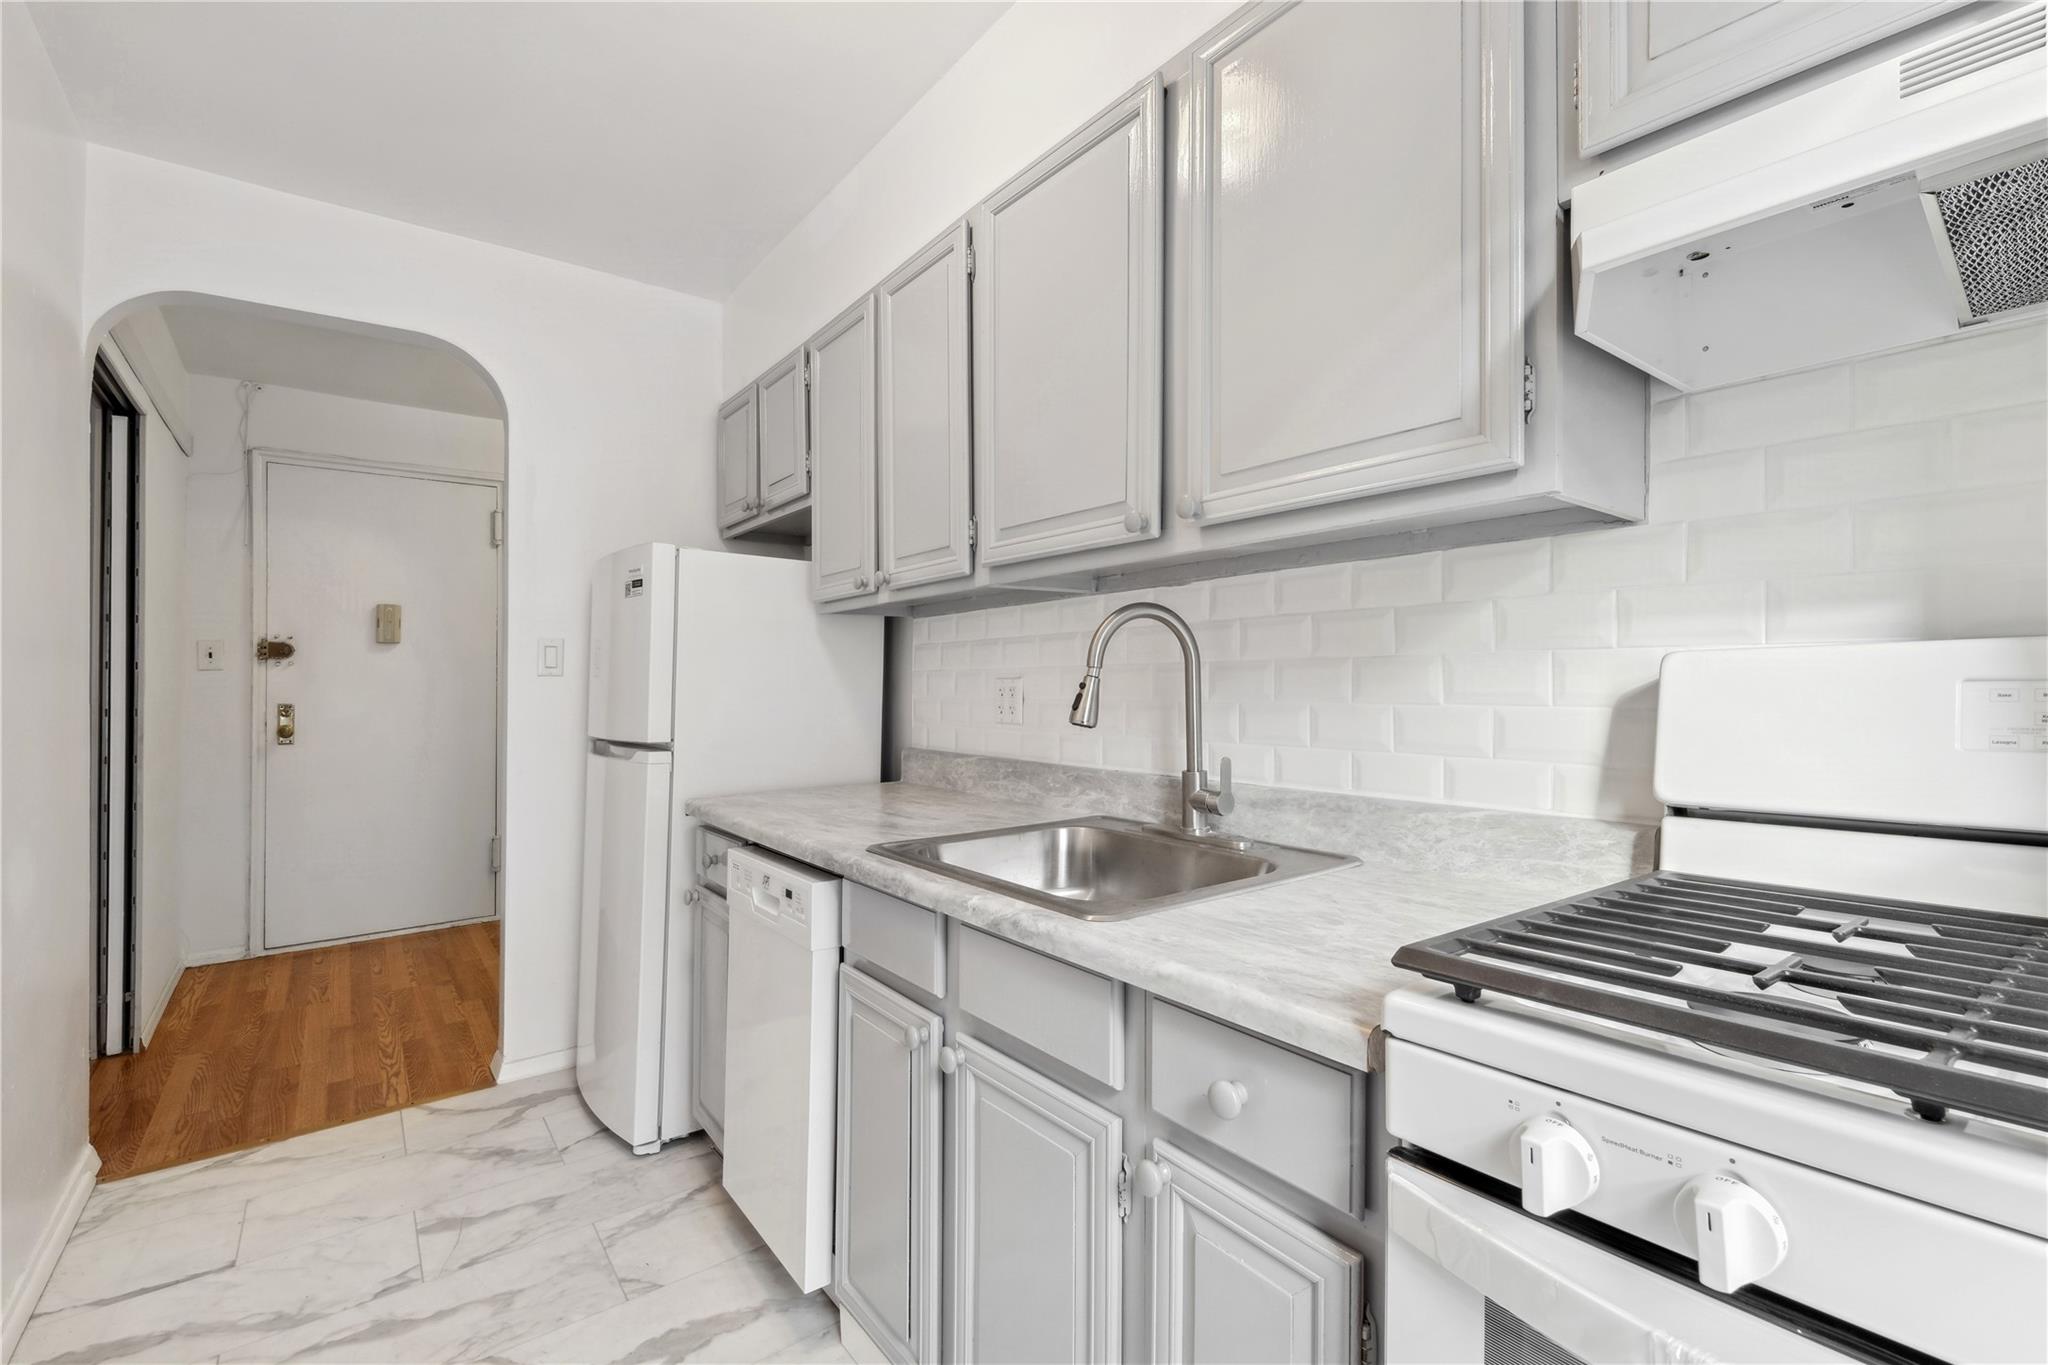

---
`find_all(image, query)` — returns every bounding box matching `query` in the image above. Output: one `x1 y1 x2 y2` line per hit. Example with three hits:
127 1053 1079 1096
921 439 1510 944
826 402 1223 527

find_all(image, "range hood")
1571 4 2047 392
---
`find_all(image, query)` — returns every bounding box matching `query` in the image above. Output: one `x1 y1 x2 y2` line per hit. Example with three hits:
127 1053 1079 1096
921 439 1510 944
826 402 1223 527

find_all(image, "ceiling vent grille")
1931 156 2048 319
1900 4 2046 99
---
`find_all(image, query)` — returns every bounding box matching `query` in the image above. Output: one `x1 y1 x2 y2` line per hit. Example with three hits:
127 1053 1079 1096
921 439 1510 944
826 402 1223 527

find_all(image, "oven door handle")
1388 1158 1853 1365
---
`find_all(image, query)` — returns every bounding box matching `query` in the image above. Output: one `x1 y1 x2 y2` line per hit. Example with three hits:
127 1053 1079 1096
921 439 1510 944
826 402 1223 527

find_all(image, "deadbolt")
276 702 296 745
257 638 296 660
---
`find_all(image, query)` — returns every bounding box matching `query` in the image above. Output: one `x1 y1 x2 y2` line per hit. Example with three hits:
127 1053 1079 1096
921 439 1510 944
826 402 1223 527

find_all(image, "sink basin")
868 816 1356 921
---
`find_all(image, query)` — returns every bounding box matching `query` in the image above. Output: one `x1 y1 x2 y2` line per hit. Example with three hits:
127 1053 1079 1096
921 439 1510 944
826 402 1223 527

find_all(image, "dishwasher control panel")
729 846 842 948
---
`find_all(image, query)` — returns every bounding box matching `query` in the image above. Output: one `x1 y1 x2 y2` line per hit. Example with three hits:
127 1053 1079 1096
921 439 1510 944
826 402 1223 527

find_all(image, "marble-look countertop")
689 762 1652 1072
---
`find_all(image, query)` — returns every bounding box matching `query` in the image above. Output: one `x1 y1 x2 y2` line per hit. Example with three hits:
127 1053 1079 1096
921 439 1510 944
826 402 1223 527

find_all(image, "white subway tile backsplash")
1353 553 1443 606
908 330 2040 830
1356 655 1444 704
1444 540 1551 601
1496 591 1617 650
1687 366 1853 455
1687 508 1854 582
1353 751 1445 801
1618 582 1766 646
1396 601 1494 653
1443 652 1552 706
1394 705 1492 758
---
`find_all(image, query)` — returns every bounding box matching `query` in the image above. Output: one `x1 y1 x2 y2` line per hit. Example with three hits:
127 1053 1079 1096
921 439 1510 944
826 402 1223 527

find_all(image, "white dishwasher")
721 846 843 1292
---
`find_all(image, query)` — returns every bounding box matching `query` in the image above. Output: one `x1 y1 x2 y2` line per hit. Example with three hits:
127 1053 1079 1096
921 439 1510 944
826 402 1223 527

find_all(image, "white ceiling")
158 302 505 417
30 1 1008 299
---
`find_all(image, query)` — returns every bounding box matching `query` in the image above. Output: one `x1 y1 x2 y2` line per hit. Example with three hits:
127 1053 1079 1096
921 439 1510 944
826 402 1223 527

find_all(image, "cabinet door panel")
836 967 941 1365
947 1036 1121 1364
690 890 729 1146
878 222 973 590
757 348 809 511
715 387 758 528
1145 1141 1361 1365
809 297 879 602
1184 1 1522 526
1579 0 1951 154
975 78 1162 566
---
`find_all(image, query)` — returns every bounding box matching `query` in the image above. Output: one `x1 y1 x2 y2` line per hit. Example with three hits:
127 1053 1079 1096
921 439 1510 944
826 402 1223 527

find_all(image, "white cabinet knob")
1515 1114 1601 1217
902 1023 929 1050
682 887 699 906
1134 1158 1172 1199
937 1045 961 1075
1176 495 1202 521
1206 1080 1249 1120
1123 508 1150 534
1675 1173 1788 1293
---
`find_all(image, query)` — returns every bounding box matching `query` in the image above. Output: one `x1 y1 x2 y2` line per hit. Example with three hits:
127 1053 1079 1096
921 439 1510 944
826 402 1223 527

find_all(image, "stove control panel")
1384 1037 2047 1363
1957 679 2048 752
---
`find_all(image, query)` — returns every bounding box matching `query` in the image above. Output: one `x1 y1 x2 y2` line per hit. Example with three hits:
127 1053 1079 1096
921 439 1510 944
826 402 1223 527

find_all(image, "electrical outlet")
196 639 224 672
994 676 1024 725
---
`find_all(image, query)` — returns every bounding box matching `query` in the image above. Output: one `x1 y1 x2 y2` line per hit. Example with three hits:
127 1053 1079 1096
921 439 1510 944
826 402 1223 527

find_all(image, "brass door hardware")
276 703 296 745
257 638 296 660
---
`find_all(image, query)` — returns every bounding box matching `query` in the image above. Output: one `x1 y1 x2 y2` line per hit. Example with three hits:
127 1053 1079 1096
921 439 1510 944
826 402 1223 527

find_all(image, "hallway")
90 922 500 1181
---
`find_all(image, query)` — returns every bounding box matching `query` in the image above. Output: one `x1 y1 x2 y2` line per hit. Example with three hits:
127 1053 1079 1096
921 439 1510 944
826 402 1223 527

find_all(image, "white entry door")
261 460 500 950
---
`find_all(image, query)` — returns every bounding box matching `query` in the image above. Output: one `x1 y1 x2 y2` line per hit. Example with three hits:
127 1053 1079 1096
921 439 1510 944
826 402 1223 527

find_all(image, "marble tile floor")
19 1072 851 1365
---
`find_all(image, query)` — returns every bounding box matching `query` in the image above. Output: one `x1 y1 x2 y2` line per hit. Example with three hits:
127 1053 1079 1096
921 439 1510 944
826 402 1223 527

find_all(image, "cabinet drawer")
845 883 946 999
1146 1000 1357 1211
696 827 745 896
955 927 1123 1089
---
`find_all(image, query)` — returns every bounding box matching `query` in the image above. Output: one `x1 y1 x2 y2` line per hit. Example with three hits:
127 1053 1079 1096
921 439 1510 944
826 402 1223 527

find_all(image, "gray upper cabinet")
1142 1140 1362 1365
1182 1 1524 527
973 77 1164 567
835 967 942 1365
756 348 809 512
809 296 879 603
1577 0 1953 154
690 888 729 1147
715 387 758 529
877 221 974 592
947 1035 1123 1365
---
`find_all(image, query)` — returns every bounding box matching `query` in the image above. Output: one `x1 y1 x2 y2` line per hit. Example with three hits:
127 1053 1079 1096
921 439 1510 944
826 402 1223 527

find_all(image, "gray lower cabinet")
809 296 879 603
1141 1140 1362 1365
1181 0 1523 527
972 76 1164 568
715 387 758 528
690 887 729 1147
835 966 943 1365
946 1034 1123 1365
876 221 974 593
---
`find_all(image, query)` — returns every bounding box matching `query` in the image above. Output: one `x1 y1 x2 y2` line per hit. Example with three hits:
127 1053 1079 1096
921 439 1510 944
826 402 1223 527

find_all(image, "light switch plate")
994 676 1023 725
197 639 224 671
538 638 566 677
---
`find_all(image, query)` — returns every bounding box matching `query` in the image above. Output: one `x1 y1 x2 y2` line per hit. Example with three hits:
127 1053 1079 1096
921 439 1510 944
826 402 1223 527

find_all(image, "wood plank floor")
89 921 500 1182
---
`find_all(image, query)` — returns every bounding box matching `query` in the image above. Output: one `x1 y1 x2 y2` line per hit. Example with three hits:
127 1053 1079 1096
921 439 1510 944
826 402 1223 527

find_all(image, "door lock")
276 702 296 745
257 638 296 660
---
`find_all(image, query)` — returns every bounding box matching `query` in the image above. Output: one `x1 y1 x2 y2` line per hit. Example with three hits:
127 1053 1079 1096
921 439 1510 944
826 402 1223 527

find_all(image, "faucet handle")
1212 756 1235 816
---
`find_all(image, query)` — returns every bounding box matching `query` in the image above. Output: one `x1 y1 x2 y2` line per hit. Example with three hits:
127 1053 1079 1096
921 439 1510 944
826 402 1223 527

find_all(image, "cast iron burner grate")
1392 871 2048 1131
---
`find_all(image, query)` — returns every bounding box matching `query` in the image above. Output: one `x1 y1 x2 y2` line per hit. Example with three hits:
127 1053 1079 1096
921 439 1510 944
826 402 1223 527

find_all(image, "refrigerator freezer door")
587 543 677 745
577 742 673 1152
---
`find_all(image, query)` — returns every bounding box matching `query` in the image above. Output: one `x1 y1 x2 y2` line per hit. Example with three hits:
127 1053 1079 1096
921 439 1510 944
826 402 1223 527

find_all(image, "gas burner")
1394 871 2048 1132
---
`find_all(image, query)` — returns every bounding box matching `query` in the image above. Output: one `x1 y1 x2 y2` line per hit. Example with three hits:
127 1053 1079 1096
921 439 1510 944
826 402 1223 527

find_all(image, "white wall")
177 375 506 964
909 324 2048 821
721 1 1233 388
0 1 96 1347
82 146 726 1074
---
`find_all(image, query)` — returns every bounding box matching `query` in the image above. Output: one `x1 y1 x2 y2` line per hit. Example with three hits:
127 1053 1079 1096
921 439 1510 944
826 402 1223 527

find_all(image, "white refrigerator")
578 544 881 1153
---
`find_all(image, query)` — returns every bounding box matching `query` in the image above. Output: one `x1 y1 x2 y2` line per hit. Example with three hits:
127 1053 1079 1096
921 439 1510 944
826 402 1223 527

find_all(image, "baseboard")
136 962 185 1049
493 1047 577 1085
183 945 246 967
838 1306 889 1365
2 1144 99 1360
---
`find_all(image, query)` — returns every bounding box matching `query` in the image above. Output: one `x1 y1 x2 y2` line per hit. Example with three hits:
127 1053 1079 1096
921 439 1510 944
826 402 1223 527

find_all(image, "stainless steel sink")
868 815 1356 921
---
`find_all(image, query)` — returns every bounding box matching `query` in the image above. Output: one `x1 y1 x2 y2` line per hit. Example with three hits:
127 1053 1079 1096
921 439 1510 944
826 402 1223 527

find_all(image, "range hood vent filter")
1933 156 2048 319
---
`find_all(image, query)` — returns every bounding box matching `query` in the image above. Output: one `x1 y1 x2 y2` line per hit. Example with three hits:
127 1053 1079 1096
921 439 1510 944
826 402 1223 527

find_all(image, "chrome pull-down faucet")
1068 602 1234 836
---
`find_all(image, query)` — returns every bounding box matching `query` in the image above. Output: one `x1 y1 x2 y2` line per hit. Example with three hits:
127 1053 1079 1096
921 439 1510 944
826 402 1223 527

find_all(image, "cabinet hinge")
489 509 504 547
1571 60 1580 112
964 243 976 279
1116 1154 1132 1222
802 360 811 389
489 836 503 874
965 515 977 548
1521 358 1535 422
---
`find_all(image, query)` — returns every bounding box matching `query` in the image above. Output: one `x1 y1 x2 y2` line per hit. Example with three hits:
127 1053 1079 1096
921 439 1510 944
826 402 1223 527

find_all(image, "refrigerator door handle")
591 738 671 759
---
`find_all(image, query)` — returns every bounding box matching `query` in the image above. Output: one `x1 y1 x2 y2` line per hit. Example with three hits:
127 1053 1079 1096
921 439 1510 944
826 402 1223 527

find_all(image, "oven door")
1386 1156 1857 1365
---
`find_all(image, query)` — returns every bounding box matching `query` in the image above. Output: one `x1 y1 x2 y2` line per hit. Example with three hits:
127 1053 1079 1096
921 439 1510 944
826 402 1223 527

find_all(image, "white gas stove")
1383 637 2048 1365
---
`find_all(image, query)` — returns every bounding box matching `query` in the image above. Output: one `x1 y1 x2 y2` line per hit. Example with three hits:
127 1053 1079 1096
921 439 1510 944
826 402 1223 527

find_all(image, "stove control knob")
1675 1172 1788 1293
1514 1115 1600 1217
